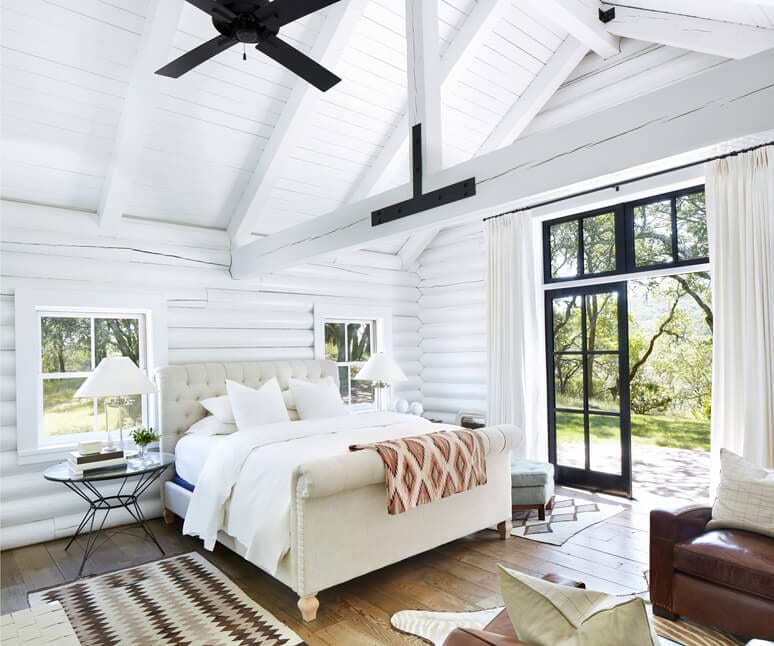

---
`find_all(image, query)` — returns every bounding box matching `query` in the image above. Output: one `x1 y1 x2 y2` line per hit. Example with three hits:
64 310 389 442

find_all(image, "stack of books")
68 449 126 475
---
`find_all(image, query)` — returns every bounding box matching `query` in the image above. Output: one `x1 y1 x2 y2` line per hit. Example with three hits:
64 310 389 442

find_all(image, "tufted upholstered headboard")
155 360 339 454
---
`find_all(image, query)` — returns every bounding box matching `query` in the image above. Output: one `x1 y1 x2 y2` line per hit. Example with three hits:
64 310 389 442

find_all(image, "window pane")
554 356 583 409
349 364 374 406
589 414 622 475
585 292 618 351
583 212 616 274
552 295 582 352
633 199 673 267
556 411 584 469
40 317 91 373
550 220 579 279
587 355 620 412
346 323 372 362
43 378 94 436
95 318 140 365
337 365 350 404
676 192 708 261
325 323 346 361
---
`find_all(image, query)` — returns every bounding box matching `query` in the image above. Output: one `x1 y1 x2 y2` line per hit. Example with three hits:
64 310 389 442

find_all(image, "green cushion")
511 459 554 488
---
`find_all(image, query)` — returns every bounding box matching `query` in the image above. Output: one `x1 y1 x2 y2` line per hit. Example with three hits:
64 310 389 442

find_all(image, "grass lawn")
556 411 710 451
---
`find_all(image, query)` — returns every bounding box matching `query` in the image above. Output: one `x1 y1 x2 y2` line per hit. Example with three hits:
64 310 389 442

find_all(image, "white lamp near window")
73 356 156 452
354 352 407 411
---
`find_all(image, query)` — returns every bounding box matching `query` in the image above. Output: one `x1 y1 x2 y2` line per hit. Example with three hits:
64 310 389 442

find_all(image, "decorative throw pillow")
226 378 289 430
186 415 237 436
288 377 348 420
708 448 774 537
496 565 657 646
200 394 235 423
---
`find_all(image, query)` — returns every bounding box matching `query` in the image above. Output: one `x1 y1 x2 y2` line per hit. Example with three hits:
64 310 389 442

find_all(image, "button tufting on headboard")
155 360 339 454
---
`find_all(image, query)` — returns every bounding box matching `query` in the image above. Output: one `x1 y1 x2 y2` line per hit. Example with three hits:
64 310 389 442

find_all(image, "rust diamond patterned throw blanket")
350 429 487 514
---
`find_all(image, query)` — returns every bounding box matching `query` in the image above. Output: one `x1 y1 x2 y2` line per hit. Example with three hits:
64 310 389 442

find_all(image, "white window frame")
313 305 393 412
15 287 167 464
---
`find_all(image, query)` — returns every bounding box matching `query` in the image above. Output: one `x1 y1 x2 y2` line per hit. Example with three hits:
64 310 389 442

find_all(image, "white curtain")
487 211 547 460
706 145 774 477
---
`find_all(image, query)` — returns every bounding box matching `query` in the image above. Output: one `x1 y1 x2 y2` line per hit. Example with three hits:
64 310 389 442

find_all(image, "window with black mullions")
543 186 707 283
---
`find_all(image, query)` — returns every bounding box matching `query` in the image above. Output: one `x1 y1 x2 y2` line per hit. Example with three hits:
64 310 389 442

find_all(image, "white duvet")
183 411 449 575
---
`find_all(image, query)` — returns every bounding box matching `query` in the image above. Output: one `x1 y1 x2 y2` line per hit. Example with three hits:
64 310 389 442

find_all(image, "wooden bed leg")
298 594 319 622
497 520 512 539
162 508 175 525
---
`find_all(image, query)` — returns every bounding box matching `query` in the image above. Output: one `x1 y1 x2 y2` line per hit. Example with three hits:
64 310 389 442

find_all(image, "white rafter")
98 0 183 233
478 36 588 155
526 0 620 59
226 0 369 245
229 50 774 278
346 0 507 204
602 4 774 59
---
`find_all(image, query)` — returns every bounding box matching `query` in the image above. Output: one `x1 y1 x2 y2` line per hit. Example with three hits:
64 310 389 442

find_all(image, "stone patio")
633 445 711 507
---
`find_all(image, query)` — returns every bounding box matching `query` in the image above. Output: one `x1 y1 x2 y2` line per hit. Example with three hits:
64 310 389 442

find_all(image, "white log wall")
0 201 420 550
418 223 487 423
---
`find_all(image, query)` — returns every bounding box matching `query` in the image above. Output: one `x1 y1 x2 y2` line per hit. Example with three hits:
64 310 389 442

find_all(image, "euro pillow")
226 378 289 430
288 376 348 420
496 565 657 646
186 415 237 436
708 448 774 538
200 395 235 424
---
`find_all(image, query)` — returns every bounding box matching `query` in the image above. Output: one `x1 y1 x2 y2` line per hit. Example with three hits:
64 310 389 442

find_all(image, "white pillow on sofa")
226 378 289 430
288 377 347 420
200 394 235 423
708 448 774 537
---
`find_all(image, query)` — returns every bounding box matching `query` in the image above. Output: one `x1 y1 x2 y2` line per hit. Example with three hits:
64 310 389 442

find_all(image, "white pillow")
186 415 237 436
200 395 235 424
226 378 289 430
288 377 348 420
497 566 657 646
708 448 774 537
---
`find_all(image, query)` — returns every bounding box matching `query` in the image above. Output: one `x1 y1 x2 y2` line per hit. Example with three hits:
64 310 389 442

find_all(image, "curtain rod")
482 140 773 223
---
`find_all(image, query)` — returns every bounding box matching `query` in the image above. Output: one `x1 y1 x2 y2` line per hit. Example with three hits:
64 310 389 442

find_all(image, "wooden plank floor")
1 488 651 645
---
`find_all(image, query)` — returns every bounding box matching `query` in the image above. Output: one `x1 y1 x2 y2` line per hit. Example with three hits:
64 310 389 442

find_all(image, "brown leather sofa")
443 574 585 646
650 504 774 639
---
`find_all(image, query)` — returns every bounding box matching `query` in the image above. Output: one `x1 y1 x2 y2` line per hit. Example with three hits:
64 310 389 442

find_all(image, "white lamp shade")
73 356 156 398
354 353 407 383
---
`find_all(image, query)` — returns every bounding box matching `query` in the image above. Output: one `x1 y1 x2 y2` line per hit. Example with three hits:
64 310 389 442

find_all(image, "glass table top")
44 451 174 482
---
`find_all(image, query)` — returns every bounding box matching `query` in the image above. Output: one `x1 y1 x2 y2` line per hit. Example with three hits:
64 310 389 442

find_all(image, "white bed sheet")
174 433 228 486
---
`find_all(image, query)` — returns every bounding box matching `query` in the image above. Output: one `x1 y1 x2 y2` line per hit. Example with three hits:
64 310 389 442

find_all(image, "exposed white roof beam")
398 230 439 270
346 0 507 203
526 0 620 59
603 4 774 59
227 0 369 245
98 0 182 233
478 36 588 155
230 49 774 278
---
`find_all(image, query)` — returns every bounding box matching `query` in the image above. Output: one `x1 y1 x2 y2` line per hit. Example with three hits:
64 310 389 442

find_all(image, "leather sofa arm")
443 628 527 646
649 505 712 615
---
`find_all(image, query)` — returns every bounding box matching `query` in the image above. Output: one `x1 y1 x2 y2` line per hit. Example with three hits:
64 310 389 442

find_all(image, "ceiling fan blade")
182 0 238 20
256 35 341 91
255 0 343 28
156 35 236 78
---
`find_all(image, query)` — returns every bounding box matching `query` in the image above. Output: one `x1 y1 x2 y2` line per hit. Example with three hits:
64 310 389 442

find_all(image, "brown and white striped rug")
29 553 305 646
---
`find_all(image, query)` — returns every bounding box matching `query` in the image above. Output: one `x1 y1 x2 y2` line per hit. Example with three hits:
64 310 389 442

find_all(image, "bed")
157 360 516 621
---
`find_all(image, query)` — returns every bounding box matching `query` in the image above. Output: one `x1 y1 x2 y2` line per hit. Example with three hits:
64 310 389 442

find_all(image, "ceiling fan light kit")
156 0 343 91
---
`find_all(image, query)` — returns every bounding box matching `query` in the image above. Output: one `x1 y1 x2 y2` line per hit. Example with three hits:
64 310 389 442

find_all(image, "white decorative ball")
394 399 409 414
409 401 424 416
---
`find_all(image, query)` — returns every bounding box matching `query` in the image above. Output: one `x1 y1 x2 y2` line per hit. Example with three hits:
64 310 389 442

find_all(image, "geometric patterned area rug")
509 495 624 546
29 553 305 646
391 606 744 646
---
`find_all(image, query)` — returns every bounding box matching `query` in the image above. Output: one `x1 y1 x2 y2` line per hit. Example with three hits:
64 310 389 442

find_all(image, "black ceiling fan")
156 0 343 91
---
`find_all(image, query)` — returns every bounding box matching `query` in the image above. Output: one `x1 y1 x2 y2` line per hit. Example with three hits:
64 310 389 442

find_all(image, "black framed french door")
545 282 632 496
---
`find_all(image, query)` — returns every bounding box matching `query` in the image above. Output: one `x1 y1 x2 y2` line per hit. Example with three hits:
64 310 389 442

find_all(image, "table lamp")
73 356 156 452
354 352 407 411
